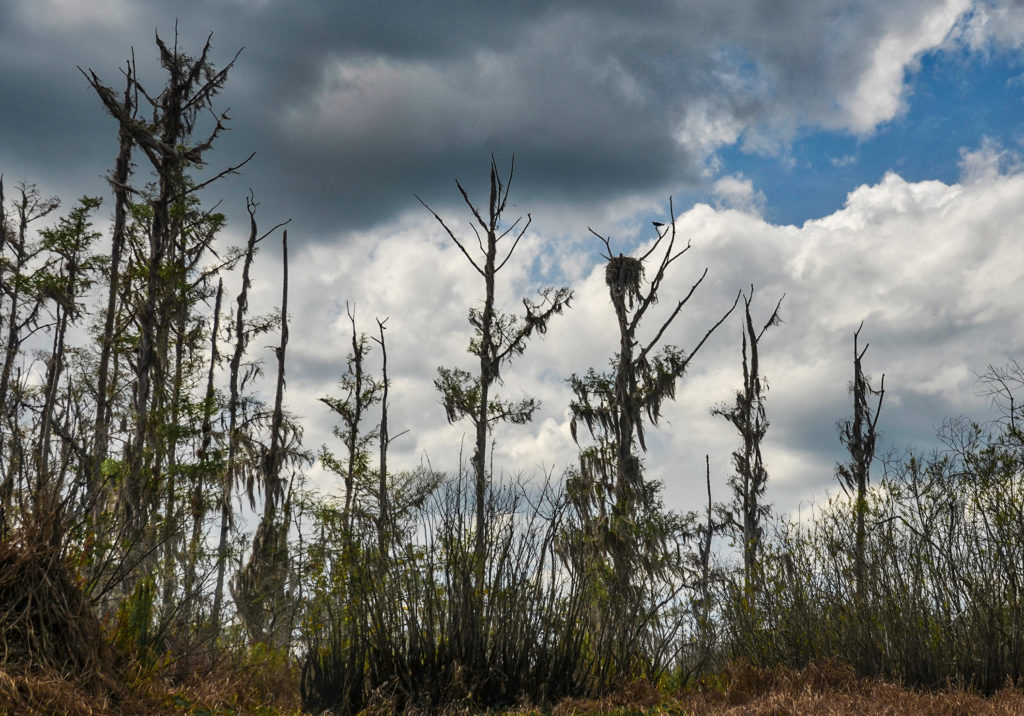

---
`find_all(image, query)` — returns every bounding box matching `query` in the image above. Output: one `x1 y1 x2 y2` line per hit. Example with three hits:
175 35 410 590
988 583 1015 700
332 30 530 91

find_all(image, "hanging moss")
605 255 644 309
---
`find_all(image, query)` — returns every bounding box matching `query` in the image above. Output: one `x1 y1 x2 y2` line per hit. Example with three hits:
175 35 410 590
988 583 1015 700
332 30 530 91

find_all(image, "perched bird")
652 221 664 227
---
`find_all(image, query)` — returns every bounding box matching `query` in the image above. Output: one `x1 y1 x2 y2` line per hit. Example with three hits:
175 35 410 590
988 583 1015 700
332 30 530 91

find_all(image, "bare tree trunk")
212 197 261 635
836 321 885 667
607 251 641 595
183 278 222 625
160 273 191 615
374 318 391 556
91 58 135 532
342 304 364 536
233 230 292 647
36 296 72 511
472 168 499 574
713 287 783 591
265 230 289 518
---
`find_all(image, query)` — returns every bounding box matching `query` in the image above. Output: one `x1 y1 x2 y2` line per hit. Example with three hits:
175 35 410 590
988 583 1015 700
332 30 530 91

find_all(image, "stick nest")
605 254 644 308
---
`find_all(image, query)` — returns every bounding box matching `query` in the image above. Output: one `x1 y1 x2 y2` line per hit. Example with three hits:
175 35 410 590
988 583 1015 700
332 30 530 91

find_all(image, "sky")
2 0 1024 522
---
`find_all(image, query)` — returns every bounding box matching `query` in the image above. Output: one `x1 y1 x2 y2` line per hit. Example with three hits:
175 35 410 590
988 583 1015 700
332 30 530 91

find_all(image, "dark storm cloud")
0 0 991 241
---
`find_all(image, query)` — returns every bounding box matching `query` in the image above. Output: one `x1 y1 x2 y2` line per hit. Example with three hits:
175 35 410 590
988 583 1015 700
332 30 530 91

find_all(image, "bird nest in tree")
605 254 644 308
0 539 125 703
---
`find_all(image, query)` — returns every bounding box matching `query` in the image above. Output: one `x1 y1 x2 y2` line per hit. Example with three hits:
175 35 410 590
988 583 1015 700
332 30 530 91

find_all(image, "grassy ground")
6 660 1024 715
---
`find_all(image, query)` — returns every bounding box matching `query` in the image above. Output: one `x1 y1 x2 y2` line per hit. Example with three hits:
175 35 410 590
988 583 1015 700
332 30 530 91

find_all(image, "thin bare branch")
177 152 255 200
416 195 484 276
495 213 532 273
680 288 742 364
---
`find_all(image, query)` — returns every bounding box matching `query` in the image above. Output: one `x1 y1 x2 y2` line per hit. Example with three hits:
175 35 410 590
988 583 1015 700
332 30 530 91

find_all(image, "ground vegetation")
4 31 1024 716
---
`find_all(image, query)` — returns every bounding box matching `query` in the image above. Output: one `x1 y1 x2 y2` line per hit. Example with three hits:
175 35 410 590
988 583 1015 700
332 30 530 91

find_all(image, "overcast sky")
2 0 1024 521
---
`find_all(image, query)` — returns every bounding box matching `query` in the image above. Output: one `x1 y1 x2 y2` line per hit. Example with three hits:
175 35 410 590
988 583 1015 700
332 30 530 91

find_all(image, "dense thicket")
724 408 1024 693
2 32 1023 716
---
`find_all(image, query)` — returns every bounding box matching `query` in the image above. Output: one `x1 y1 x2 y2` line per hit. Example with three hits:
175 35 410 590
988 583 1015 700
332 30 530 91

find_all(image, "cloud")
5 0 1019 240
955 0 1024 50
13 0 137 30
265 153 1024 519
830 154 858 168
836 0 970 134
3 1 1024 521
711 173 766 214
958 136 1023 182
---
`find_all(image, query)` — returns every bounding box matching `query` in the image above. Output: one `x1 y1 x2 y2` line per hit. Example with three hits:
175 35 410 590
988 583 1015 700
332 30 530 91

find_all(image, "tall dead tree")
212 197 287 634
836 322 884 623
713 285 783 590
90 56 137 531
33 197 105 538
419 158 571 572
182 277 223 624
83 31 249 545
233 230 299 648
373 318 391 555
0 182 60 538
569 204 739 605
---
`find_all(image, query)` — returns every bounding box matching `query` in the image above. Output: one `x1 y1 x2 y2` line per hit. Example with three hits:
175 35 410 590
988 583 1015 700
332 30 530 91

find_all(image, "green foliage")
717 406 1024 693
114 576 160 667
10 27 1024 716
297 472 634 714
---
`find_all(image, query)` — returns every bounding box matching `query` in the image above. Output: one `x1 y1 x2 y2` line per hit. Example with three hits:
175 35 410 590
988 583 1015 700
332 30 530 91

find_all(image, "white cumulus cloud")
270 145 1024 519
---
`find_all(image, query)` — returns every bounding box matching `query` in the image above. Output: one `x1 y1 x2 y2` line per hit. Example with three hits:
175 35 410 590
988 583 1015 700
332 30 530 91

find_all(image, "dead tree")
182 277 223 624
0 182 60 538
568 202 738 650
233 230 301 648
836 322 884 625
33 198 105 539
319 310 405 557
83 31 250 544
712 285 783 590
373 318 391 555
419 157 571 573
90 55 137 533
211 197 287 634
319 304 383 539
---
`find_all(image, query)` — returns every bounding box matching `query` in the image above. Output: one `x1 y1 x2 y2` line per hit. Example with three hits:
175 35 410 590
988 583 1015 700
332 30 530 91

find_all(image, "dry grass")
0 536 302 715
145 645 303 716
0 665 119 716
0 658 303 716
687 662 1024 716
542 662 1024 716
5 656 1024 714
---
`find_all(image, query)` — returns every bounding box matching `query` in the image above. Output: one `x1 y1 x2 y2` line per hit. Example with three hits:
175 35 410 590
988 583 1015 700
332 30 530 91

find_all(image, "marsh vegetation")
2 34 1024 716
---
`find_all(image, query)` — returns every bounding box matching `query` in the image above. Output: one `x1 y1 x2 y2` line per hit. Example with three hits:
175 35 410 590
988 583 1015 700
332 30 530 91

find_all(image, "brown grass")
0 536 302 715
0 665 118 716
676 661 1024 716
0 656 303 716
541 662 1024 716
145 645 303 715
0 537 134 715
0 539 125 692
5 654 1024 714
